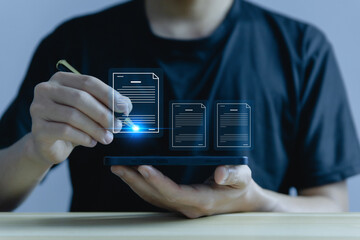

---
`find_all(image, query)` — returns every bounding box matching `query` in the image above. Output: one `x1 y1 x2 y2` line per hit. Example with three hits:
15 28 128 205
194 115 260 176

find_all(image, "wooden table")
0 212 360 239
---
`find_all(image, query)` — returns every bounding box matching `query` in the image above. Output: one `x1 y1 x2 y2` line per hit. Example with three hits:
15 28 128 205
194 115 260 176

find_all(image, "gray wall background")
0 0 359 212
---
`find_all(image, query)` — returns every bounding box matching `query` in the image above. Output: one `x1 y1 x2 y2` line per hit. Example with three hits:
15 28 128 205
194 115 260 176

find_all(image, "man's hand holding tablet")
111 164 266 218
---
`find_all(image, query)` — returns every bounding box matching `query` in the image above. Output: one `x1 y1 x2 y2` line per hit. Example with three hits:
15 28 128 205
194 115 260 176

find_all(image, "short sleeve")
0 34 57 149
292 26 360 190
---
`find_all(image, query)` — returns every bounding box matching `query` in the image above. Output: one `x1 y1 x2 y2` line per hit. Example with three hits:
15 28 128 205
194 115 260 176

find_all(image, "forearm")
249 181 347 212
0 133 52 211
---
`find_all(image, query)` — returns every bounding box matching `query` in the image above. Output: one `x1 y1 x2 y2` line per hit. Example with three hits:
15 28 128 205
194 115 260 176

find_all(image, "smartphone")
104 156 248 166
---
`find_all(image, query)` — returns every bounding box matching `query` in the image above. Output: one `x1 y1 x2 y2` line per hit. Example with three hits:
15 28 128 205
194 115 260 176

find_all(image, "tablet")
104 156 248 166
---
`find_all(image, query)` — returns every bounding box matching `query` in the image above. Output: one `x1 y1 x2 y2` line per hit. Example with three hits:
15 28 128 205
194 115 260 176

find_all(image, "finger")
111 166 163 203
33 119 97 148
112 118 122 133
42 83 113 131
214 165 252 188
40 102 115 145
115 94 133 117
137 165 200 204
51 72 133 115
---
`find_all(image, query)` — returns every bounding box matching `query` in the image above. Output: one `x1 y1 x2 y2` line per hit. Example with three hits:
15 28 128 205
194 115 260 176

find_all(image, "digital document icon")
171 102 207 150
216 102 252 149
110 69 163 136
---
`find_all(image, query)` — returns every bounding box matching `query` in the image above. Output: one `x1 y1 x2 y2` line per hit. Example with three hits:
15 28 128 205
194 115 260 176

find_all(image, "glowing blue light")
132 125 140 131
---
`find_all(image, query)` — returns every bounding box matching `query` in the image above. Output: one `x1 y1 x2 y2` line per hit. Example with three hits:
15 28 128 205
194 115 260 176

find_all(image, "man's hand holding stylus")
29 72 132 165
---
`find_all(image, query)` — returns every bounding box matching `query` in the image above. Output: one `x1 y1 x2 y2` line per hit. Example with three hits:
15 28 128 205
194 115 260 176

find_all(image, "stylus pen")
56 59 135 128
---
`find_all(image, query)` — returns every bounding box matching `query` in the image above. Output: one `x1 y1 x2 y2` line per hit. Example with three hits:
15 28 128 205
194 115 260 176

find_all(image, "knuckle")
66 108 78 122
34 82 50 95
72 90 88 106
82 75 95 89
29 102 41 117
60 125 73 137
50 71 67 83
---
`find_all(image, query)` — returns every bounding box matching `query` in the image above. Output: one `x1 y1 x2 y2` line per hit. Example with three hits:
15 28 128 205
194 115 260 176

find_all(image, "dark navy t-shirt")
1 0 360 211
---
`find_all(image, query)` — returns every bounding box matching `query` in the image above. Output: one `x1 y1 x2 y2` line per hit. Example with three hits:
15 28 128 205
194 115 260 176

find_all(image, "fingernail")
113 119 122 133
220 169 229 185
104 131 113 144
139 167 150 178
115 94 127 113
90 139 97 147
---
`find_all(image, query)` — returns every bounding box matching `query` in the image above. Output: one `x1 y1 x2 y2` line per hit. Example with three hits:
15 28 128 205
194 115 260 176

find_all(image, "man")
0 0 359 218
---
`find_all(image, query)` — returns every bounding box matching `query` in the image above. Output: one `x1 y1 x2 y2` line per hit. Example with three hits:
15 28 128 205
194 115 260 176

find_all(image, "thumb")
214 165 252 189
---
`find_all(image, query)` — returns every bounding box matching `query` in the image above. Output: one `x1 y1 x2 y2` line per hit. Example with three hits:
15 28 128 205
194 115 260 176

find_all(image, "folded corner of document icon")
152 73 159 80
